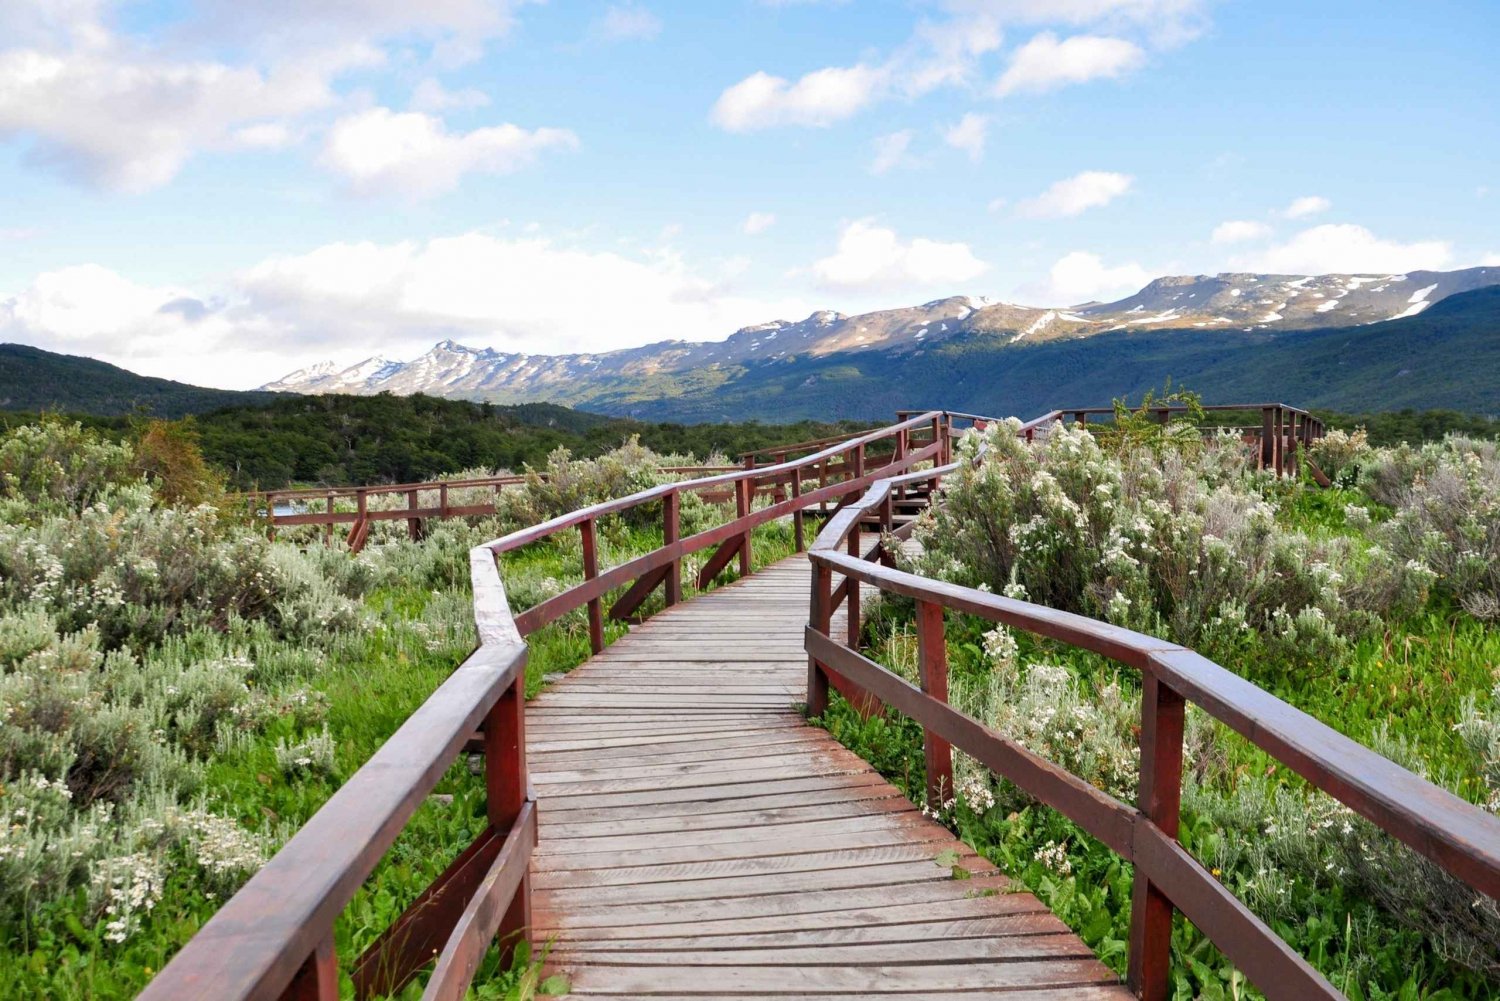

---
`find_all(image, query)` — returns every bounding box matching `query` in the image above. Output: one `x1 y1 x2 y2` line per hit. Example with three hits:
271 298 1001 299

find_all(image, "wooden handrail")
804 433 1499 1001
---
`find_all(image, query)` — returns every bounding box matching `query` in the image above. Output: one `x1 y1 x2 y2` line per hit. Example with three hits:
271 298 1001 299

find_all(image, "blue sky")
1 0 1496 388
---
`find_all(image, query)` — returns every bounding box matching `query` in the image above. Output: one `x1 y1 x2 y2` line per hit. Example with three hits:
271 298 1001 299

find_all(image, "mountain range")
261 267 1500 420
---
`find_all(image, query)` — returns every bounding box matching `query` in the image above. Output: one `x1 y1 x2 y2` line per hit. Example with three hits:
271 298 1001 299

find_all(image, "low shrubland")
0 419 789 999
822 415 1500 999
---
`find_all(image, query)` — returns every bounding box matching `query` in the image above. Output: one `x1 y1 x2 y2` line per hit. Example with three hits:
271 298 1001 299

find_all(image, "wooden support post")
580 518 604 654
930 416 944 496
1274 408 1285 475
893 428 908 501
439 481 450 517
736 477 753 576
485 671 530 966
773 452 788 503
280 934 338 1001
807 561 832 718
845 521 861 649
407 488 421 540
791 467 805 552
324 493 334 546
663 490 682 605
915 599 954 808
1260 407 1275 471
1127 675 1186 1001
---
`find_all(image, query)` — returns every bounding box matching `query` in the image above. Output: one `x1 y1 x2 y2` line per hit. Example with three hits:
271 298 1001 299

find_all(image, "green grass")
813 491 1500 1001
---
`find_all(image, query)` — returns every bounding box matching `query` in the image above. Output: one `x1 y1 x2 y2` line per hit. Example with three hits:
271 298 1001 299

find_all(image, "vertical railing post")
663 489 682 606
439 481 449 517
736 476 753 576
791 467 805 552
893 427 908 501
407 488 421 540
1260 407 1274 471
930 415 944 496
1127 674 1186 1000
1274 407 1286 475
580 518 604 653
807 560 832 718
845 519 861 649
915 599 953 808
279 933 338 1000
324 493 334 547
484 666 530 966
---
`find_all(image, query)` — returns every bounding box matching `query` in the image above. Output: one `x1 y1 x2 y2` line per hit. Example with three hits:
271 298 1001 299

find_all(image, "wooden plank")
549 933 1095 966
555 960 1121 994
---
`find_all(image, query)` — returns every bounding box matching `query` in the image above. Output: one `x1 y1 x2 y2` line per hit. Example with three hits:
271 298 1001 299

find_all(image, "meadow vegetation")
821 413 1500 1000
0 417 793 999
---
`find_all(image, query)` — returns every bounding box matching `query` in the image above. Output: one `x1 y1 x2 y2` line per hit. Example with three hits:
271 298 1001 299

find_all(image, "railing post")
484 667 530 966
1127 674 1185 1000
791 467 805 552
439 481 450 517
915 599 954 808
279 933 338 1000
736 476 753 576
663 490 682 606
893 428 908 501
845 520 861 649
407 488 421 540
807 560 832 717
931 415 944 496
1260 407 1274 471
580 518 604 653
324 493 334 547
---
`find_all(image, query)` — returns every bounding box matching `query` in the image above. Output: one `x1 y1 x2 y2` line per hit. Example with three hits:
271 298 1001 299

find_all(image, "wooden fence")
804 429 1499 1001
140 411 952 1000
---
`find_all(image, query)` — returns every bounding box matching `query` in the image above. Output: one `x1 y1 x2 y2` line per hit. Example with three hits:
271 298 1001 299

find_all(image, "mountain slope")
263 267 1500 413
0 344 282 417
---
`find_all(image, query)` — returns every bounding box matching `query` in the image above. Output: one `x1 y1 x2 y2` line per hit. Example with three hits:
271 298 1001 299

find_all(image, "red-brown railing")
141 411 957 999
804 421 1500 1001
137 543 533 1001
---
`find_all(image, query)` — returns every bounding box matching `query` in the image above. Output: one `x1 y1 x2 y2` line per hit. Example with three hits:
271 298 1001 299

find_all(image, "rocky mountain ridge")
262 266 1499 400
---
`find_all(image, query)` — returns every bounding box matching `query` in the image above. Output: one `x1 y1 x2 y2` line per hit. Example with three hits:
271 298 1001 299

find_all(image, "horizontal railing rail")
804 429 1499 1001
484 411 953 650
139 545 534 1001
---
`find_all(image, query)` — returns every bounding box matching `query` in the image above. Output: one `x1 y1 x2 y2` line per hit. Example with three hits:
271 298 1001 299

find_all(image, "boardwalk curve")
529 555 1131 999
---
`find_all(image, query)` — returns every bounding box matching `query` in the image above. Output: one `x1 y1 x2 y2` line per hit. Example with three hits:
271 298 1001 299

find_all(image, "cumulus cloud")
1017 170 1132 218
710 64 889 131
1237 224 1452 274
810 219 988 290
994 32 1144 96
591 3 662 42
1211 220 1273 244
1045 250 1151 302
1 232 818 387
409 78 491 113
319 108 577 198
742 212 777 235
941 112 989 161
1282 195 1331 219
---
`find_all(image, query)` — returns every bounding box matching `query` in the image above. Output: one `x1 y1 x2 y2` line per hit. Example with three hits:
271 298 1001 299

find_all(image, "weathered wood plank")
525 549 1130 999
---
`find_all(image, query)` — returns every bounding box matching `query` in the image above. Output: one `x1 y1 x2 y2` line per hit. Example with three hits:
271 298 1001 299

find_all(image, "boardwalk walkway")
528 553 1132 999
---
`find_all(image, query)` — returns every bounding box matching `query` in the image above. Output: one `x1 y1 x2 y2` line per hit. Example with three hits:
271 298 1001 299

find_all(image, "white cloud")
710 64 889 131
319 107 577 198
1211 219 1273 244
994 32 1144 96
810 219 988 290
409 78 491 113
1017 170 1132 218
1237 224 1452 274
592 3 662 42
1480 252 1500 266
0 41 373 192
869 130 918 175
1044 250 1151 302
1 232 817 387
940 0 1208 47
941 112 989 161
1282 195 1331 219
742 212 777 235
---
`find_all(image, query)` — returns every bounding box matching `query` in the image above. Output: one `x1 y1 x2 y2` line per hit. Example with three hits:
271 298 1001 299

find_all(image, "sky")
1 0 1497 389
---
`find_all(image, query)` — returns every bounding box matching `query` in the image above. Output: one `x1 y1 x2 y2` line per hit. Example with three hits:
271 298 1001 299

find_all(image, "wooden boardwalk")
527 553 1131 999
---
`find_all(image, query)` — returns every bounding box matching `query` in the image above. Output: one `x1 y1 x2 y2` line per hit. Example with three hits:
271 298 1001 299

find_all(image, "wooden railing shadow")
805 419 1500 1001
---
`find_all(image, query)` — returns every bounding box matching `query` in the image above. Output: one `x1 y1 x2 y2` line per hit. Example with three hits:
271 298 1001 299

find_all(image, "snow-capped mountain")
262 267 1500 399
